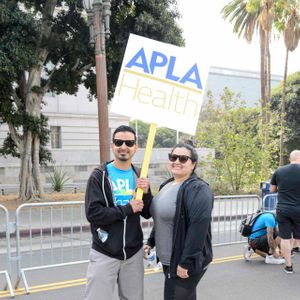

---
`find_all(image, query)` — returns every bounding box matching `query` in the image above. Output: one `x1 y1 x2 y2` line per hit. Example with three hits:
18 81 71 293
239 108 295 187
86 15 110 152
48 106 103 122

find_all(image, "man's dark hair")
112 125 136 141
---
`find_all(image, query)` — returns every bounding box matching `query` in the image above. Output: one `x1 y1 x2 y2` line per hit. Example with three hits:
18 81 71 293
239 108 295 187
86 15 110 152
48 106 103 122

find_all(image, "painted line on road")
0 254 255 298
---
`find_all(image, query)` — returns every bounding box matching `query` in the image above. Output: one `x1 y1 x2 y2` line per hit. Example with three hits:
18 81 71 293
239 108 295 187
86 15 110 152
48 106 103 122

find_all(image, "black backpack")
239 211 271 237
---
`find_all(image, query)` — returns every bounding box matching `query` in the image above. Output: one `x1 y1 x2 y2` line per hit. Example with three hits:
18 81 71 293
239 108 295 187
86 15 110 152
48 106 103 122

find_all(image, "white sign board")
110 34 209 135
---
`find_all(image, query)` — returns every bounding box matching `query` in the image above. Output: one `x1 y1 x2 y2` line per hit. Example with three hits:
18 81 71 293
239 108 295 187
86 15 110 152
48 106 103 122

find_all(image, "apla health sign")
110 34 209 135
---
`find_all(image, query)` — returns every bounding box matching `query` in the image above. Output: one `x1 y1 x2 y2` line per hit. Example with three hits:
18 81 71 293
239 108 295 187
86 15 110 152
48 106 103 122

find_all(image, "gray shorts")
84 248 144 300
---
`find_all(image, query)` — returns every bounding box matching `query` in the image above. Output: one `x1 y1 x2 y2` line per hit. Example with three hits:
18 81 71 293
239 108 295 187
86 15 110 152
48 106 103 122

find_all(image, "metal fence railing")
0 194 263 295
14 201 90 293
142 194 261 246
262 193 277 212
212 195 261 246
0 204 14 298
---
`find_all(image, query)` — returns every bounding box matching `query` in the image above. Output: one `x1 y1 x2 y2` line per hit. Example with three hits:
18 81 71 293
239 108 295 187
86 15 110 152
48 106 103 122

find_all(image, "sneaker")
265 255 285 265
243 245 254 261
292 247 300 253
284 265 294 274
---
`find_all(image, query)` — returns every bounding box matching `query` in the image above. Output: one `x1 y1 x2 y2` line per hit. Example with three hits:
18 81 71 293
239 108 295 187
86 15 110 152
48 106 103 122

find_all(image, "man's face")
112 131 137 162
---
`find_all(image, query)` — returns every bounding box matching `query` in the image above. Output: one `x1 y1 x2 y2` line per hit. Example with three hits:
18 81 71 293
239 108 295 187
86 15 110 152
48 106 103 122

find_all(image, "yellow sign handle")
136 123 157 200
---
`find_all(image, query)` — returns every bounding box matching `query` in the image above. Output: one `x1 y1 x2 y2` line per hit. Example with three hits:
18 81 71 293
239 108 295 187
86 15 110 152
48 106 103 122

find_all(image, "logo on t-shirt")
107 163 135 206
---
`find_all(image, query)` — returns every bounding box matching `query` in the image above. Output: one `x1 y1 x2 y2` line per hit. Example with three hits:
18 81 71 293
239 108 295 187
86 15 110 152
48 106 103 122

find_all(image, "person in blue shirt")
84 125 152 300
243 212 285 264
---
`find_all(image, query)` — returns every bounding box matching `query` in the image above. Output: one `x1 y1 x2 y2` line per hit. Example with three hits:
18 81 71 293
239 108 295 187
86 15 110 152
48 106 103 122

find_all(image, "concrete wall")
0 147 214 192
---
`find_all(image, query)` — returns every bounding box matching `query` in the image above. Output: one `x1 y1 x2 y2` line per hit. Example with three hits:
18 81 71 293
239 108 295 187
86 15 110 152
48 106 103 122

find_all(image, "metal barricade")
141 194 261 247
262 193 277 212
0 204 14 298
212 195 261 246
14 201 90 294
10 194 261 293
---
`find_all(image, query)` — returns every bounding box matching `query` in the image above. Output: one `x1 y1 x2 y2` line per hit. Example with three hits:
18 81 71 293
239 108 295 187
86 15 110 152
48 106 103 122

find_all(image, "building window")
50 126 61 148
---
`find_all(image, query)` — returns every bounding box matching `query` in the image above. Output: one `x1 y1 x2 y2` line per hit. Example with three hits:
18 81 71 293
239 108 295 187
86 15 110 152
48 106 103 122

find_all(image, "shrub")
49 166 70 192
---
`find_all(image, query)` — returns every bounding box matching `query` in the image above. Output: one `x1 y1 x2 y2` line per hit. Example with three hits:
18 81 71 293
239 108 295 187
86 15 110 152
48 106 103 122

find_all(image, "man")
84 125 152 300
243 212 285 265
270 149 300 274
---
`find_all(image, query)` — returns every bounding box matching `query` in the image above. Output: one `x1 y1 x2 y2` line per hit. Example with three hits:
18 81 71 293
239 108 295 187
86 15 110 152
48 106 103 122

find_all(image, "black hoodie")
85 162 152 260
147 174 213 277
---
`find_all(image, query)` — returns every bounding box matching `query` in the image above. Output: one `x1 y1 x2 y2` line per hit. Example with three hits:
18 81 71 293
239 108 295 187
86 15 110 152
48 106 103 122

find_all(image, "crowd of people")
83 124 300 299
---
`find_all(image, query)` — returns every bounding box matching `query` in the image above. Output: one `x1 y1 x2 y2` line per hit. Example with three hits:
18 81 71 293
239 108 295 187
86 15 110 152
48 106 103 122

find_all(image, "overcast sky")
176 0 300 76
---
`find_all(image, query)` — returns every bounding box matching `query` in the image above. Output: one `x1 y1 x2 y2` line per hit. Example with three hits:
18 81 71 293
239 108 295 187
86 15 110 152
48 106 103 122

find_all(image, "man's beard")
118 153 129 161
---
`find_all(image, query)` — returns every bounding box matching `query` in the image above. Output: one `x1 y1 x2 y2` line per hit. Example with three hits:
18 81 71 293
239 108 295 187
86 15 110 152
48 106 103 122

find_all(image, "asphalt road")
1 244 300 300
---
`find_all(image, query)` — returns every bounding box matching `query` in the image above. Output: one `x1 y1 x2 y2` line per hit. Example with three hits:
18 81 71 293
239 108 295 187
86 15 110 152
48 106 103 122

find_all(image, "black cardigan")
147 174 213 277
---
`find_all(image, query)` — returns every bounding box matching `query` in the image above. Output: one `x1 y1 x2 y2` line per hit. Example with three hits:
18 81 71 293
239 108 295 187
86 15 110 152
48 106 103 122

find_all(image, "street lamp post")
83 0 111 163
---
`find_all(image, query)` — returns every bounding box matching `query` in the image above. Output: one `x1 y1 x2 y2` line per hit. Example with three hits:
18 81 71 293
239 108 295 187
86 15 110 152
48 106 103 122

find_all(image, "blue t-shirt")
249 213 276 239
106 162 135 206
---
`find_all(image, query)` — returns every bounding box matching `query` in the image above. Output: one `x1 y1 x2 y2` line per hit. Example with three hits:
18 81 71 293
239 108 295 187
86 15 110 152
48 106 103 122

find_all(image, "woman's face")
168 147 196 180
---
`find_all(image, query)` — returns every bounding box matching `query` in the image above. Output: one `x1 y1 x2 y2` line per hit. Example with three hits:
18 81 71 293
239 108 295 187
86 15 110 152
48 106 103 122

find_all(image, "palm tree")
276 2 300 165
222 0 275 176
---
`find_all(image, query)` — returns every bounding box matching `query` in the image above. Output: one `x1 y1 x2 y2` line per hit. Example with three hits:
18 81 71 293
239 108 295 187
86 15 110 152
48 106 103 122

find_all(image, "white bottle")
146 250 157 268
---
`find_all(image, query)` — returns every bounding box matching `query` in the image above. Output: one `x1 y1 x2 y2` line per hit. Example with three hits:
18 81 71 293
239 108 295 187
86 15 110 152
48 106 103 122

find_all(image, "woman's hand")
143 245 152 259
177 265 189 279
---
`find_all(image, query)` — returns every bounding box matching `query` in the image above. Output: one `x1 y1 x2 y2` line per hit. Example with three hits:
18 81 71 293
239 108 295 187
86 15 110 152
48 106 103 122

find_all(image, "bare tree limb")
76 63 93 75
42 56 65 93
12 90 22 110
7 122 22 151
71 59 80 71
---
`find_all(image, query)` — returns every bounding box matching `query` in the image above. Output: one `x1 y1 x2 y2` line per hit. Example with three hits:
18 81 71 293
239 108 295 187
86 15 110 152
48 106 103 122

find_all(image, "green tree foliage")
155 127 177 148
196 88 277 194
0 0 183 200
222 0 274 130
271 72 300 161
107 0 184 97
129 120 150 147
130 120 192 148
273 1 300 165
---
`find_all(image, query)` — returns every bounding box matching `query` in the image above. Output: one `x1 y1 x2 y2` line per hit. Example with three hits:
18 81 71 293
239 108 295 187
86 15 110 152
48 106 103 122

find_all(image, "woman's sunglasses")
113 139 136 147
168 153 192 164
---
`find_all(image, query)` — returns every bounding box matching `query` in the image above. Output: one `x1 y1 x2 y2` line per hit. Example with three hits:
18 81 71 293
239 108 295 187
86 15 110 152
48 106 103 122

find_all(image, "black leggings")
162 265 206 300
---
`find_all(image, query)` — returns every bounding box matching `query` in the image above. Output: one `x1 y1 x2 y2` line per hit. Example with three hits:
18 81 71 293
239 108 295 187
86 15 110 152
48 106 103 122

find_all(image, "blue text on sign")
125 48 202 90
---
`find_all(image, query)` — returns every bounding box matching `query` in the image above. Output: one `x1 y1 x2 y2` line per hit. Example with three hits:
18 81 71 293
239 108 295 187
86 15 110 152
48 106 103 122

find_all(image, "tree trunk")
260 27 267 127
32 135 44 197
279 49 289 166
19 132 34 201
18 68 44 201
259 27 269 178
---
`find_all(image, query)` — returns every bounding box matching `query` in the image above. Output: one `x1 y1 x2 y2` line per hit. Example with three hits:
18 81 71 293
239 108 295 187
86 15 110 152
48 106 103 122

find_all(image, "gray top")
150 181 182 265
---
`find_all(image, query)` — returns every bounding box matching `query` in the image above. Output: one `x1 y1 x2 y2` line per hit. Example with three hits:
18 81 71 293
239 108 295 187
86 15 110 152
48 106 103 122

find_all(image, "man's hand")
143 245 152 259
137 177 150 194
129 198 144 213
177 265 189 279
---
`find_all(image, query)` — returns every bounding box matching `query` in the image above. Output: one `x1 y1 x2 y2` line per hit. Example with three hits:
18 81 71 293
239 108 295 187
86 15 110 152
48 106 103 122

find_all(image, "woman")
144 142 213 300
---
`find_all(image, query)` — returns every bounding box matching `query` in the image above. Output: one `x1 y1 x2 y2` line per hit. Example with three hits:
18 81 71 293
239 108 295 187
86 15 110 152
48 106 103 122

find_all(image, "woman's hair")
170 140 198 172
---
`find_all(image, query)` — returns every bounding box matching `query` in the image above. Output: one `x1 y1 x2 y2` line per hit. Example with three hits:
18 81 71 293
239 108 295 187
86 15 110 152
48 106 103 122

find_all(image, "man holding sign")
84 125 152 300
